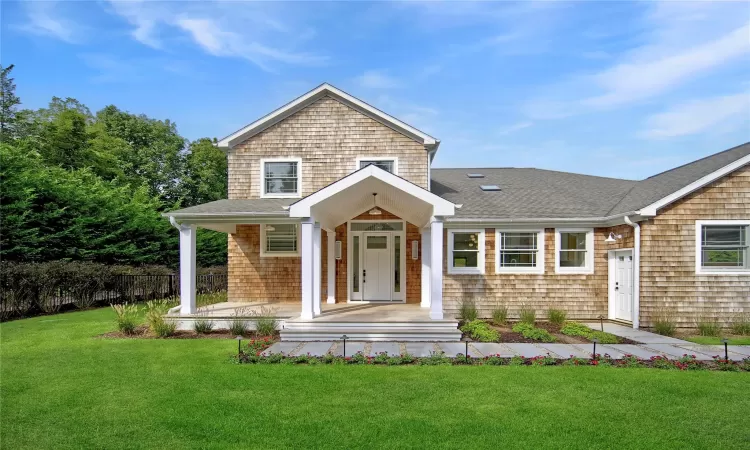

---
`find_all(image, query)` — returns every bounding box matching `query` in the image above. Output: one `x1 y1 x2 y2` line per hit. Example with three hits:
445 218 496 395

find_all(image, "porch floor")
191 302 448 322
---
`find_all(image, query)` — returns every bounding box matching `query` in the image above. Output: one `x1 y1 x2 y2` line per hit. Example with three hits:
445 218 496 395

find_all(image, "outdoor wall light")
604 232 622 243
412 240 419 260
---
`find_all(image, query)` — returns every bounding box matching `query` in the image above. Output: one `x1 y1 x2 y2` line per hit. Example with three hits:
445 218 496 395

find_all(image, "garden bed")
462 320 638 345
100 325 278 340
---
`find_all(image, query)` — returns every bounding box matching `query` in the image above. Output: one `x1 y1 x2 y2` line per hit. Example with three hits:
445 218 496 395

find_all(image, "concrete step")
283 320 459 331
280 328 462 342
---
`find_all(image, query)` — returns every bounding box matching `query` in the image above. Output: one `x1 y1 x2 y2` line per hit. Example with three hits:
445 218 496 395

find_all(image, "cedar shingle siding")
639 165 750 328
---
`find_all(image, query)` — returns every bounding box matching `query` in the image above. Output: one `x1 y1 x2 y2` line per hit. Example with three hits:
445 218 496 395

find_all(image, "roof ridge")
641 141 750 180
431 167 635 182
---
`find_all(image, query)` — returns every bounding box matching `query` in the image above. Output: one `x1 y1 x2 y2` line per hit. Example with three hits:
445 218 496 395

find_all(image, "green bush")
460 320 499 342
457 299 478 322
731 313 750 336
653 314 676 337
491 304 508 326
547 308 567 326
250 306 279 337
193 317 215 334
561 321 620 344
589 331 619 344
229 309 249 336
518 305 536 325
145 300 176 337
696 317 721 337
111 303 139 334
512 322 556 342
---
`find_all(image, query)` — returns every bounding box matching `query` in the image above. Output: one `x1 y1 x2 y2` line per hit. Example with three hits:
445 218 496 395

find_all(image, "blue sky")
3 0 749 179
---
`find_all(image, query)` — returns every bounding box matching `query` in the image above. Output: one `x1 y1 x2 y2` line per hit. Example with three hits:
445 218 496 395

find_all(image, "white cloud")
497 121 533 135
20 1 77 43
354 71 402 89
641 92 750 138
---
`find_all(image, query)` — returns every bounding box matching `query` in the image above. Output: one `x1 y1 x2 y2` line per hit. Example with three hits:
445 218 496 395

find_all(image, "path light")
721 338 729 361
592 338 599 359
461 335 472 362
599 315 604 332
341 334 348 358
235 335 243 356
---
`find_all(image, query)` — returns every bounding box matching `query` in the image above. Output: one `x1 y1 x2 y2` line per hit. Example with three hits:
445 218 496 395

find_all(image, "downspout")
167 217 185 316
624 216 640 329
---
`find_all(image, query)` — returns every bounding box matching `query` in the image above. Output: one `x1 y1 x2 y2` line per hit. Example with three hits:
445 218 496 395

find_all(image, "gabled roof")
216 83 438 149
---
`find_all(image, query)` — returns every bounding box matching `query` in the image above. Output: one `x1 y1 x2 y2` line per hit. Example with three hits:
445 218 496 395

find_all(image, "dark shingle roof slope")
166 199 293 216
431 168 637 219
607 142 750 215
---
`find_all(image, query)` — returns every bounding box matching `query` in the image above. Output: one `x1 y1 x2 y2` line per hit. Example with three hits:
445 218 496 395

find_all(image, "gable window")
696 220 749 274
261 158 301 198
357 157 398 174
260 224 299 257
448 230 485 274
555 228 594 274
496 230 545 274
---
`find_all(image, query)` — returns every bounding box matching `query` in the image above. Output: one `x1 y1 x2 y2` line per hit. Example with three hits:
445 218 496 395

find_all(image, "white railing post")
313 222 322 316
429 219 444 320
420 228 431 308
300 219 315 320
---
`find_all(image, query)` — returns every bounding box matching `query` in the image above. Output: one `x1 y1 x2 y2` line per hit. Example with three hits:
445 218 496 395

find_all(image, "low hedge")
561 322 620 344
512 322 556 342
460 320 500 342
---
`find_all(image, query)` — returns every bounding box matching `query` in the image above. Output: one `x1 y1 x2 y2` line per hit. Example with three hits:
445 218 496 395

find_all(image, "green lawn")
683 336 750 345
2 309 749 449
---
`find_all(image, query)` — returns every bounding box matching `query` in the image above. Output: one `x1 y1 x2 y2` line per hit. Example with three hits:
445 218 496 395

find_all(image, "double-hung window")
448 230 485 274
260 224 299 257
696 221 749 274
555 228 594 274
261 158 301 198
496 230 544 274
357 157 397 174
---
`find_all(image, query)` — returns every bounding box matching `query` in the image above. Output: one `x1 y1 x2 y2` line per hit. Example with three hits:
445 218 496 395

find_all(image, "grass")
2 309 750 449
684 336 750 346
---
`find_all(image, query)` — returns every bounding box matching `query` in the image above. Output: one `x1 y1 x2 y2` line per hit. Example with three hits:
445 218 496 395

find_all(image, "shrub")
145 300 176 337
229 308 250 336
111 303 139 334
250 306 279 336
730 313 750 336
589 331 619 344
652 311 676 337
696 317 721 337
529 354 557 366
491 304 508 326
547 308 567 326
418 352 452 366
460 320 499 342
512 322 556 342
508 355 525 366
518 304 536 325
561 321 620 344
457 299 478 322
193 316 215 334
619 354 644 368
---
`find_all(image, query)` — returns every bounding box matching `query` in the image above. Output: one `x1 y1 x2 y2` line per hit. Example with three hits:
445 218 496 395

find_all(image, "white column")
313 223 322 316
300 219 315 320
179 224 197 315
327 230 336 304
420 228 431 308
429 219 444 320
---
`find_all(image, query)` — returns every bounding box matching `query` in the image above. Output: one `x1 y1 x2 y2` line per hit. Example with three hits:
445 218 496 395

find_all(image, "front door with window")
363 233 391 301
612 250 633 322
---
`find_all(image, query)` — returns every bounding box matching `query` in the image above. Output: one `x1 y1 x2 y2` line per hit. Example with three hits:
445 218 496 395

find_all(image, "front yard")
2 308 749 449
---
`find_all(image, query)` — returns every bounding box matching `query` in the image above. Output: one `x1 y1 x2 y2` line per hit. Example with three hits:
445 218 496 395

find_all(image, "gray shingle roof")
165 199 292 217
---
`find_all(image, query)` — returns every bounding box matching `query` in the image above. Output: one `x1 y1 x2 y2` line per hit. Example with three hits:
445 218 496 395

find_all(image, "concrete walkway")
580 322 691 344
261 341 750 361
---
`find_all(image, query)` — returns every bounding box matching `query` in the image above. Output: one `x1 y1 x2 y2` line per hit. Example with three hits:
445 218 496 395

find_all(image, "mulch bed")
99 326 278 340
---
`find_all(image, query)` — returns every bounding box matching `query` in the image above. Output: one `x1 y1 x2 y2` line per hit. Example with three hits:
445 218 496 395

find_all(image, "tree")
0 64 21 143
183 137 227 205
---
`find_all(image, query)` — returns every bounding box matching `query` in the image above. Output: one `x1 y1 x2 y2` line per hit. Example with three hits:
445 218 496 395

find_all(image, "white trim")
259 223 301 257
447 229 485 275
420 228 431 308
260 157 302 199
623 216 641 329
289 164 455 219
429 220 444 319
355 156 399 175
639 154 750 216
326 231 336 304
495 228 545 274
555 228 595 274
695 220 750 275
217 83 438 148
300 219 315 320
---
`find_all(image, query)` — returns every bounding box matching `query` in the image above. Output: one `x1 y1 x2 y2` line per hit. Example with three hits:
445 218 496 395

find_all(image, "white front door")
613 250 633 322
363 233 391 301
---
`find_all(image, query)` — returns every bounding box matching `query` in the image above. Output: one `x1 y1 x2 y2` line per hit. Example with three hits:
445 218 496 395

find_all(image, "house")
165 83 750 341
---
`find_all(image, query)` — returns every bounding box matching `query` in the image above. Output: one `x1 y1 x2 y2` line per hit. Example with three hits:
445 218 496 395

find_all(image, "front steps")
280 319 462 342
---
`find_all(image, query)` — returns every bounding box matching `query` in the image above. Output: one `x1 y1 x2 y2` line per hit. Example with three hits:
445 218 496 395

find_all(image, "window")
555 228 594 274
696 221 749 274
357 157 397 174
496 230 544 274
261 158 301 198
448 230 485 274
260 224 299 257
352 236 360 293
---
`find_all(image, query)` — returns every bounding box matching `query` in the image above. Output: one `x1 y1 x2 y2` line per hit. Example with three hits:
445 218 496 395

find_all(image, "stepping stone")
595 345 629 359
405 343 438 357
368 342 401 357
296 342 334 357
472 343 515 357
724 346 750 357
677 345 746 361
604 345 663 360
333 341 365 357
260 342 299 356
503 343 550 358
628 335 690 344
537 343 591 359
436 342 483 358
642 344 694 358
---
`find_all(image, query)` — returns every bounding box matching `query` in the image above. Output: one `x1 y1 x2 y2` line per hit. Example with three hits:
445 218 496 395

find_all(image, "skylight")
480 185 501 191
467 173 484 178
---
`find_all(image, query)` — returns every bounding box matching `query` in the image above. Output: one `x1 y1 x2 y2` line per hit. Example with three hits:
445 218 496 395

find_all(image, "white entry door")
363 233 391 301
613 250 633 322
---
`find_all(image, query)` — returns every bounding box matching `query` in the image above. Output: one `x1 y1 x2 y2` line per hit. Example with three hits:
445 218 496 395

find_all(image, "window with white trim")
261 159 301 197
260 224 299 257
448 230 485 274
357 157 397 174
496 230 544 274
696 221 749 274
555 228 594 274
